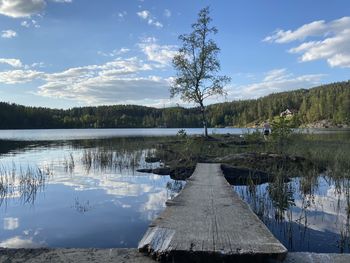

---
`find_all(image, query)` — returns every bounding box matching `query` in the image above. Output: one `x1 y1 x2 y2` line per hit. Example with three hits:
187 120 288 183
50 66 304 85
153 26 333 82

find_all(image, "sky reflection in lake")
234 175 350 253
0 139 183 248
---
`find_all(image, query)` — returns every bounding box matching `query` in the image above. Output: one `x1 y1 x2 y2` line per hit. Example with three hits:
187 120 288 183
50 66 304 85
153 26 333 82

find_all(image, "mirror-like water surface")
0 138 184 248
0 128 244 141
0 128 348 141
1 129 349 252
235 175 350 253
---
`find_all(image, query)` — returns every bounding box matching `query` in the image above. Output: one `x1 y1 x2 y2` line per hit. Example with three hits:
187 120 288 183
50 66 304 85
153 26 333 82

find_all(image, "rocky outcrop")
145 156 161 163
303 120 348 128
136 167 170 175
211 152 314 176
136 166 195 180
221 164 271 185
221 164 289 185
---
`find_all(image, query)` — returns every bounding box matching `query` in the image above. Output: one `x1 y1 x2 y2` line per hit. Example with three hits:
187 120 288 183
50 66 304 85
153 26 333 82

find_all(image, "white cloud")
137 10 149 19
20 20 30 27
1 29 17 38
30 62 45 68
227 69 325 100
328 53 350 68
138 37 177 66
31 19 40 28
289 29 350 68
117 11 127 20
263 20 327 43
0 0 45 18
0 0 71 18
38 74 171 105
264 16 350 68
118 48 130 54
0 36 178 105
21 19 40 28
0 58 23 68
164 9 171 18
0 56 170 104
97 47 130 57
152 21 162 28
263 68 292 82
137 10 163 28
51 0 72 2
0 69 44 84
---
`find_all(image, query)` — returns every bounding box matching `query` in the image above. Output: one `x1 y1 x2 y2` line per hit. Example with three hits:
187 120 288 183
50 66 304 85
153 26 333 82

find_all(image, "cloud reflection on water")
0 141 183 248
0 236 43 249
3 217 19 230
235 176 350 252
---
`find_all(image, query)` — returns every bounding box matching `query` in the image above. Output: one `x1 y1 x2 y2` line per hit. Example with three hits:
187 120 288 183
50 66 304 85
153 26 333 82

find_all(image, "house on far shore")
280 109 297 117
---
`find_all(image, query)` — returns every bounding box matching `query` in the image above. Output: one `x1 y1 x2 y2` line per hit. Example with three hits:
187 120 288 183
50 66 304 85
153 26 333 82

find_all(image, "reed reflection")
235 174 350 253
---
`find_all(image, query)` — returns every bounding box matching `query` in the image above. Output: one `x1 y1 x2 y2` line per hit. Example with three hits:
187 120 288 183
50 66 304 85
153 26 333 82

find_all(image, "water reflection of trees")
72 197 93 213
235 174 350 253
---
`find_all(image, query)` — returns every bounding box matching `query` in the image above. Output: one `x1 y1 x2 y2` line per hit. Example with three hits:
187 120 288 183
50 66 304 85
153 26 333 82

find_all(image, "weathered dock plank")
138 163 287 262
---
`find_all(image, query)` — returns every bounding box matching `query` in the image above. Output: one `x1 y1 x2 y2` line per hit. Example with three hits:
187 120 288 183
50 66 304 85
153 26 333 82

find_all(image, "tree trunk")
200 105 208 137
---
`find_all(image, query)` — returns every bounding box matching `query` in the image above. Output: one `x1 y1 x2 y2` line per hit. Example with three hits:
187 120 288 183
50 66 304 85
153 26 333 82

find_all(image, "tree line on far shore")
0 81 349 129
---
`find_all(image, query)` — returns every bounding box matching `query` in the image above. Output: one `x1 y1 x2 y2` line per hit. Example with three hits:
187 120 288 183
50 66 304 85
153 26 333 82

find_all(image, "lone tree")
171 7 230 137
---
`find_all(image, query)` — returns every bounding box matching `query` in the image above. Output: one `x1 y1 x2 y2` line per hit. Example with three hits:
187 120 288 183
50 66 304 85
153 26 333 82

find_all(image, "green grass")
154 132 350 180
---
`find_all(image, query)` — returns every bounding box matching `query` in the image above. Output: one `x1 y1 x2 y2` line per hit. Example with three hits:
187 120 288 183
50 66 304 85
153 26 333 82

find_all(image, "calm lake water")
0 128 244 141
1 127 348 141
235 176 350 253
0 128 349 252
0 138 184 248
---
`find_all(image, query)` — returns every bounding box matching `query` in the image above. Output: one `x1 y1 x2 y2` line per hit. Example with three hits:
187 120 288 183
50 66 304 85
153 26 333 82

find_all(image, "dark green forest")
0 81 349 129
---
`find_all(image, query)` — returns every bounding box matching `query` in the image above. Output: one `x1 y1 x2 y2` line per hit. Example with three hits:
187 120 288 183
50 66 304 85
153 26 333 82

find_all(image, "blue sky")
0 0 349 109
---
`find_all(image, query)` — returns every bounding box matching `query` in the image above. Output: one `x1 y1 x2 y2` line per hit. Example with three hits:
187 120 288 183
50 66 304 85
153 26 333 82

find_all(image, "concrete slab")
2 248 350 263
270 252 350 263
0 248 154 263
138 163 287 262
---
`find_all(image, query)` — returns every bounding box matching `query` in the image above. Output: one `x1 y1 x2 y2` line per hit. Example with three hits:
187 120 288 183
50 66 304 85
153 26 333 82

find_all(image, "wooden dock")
138 163 287 262
5 163 350 262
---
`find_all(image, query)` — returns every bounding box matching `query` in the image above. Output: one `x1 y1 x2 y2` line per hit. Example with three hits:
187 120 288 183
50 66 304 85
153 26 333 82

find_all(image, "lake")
0 128 349 252
1 127 348 141
0 128 245 141
0 137 186 248
235 176 350 253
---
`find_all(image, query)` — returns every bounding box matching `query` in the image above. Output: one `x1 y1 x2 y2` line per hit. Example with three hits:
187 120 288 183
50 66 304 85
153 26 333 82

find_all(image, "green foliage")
271 116 293 145
207 80 350 127
267 178 295 221
171 6 230 136
0 80 349 129
243 129 264 144
176 129 187 138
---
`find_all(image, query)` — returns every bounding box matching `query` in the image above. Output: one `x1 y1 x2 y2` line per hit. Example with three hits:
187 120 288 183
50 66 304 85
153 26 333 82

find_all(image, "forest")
0 81 349 129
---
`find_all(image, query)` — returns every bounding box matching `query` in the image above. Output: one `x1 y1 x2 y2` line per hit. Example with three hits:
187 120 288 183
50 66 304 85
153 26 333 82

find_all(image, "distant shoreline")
0 125 349 131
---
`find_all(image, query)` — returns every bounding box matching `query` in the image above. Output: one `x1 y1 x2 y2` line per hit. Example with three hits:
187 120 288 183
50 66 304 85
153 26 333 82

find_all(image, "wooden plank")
138 163 287 262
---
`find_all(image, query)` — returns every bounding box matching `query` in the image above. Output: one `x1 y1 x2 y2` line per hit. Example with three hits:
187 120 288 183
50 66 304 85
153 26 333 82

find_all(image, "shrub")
176 129 187 138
